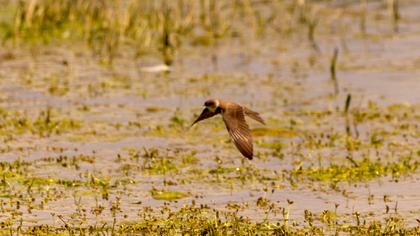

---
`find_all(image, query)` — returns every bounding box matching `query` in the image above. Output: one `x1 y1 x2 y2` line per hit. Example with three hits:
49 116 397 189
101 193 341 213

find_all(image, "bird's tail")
243 107 265 125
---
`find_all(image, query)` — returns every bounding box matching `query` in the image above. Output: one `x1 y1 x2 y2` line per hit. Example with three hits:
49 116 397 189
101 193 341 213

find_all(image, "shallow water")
0 0 419 232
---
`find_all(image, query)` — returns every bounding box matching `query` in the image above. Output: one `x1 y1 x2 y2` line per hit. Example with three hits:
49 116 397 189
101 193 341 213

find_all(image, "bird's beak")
190 106 208 127
190 117 200 127
190 111 200 128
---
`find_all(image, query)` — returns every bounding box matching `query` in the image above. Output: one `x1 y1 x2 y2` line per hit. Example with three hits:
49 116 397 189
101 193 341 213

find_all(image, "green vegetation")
0 107 80 138
1 206 419 235
0 0 231 63
0 0 418 234
290 157 419 183
150 189 189 201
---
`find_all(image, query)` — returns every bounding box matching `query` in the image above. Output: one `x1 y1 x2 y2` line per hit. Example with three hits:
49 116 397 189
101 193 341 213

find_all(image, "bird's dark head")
204 99 220 112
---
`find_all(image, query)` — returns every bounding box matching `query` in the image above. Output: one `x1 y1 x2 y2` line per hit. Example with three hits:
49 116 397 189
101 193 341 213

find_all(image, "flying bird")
191 99 265 160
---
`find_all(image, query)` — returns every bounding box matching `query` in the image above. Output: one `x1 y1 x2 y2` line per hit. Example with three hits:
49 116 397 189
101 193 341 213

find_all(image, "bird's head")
204 99 220 112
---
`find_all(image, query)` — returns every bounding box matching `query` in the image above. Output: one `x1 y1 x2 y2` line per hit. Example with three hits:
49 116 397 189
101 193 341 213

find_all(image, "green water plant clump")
0 107 81 138
1 205 419 235
290 156 419 183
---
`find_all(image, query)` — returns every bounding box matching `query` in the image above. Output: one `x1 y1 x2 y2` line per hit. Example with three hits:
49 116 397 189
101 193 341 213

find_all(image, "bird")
191 99 265 160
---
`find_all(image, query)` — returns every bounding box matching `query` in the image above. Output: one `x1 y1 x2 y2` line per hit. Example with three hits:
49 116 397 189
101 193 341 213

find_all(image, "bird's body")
191 99 265 160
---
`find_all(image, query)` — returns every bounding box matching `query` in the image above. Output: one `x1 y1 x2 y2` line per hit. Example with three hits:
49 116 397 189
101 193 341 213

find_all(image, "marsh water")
0 0 419 233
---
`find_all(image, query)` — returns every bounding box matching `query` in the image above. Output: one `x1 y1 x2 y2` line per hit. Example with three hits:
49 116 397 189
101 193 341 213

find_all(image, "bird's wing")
221 104 253 160
191 108 218 126
243 107 265 125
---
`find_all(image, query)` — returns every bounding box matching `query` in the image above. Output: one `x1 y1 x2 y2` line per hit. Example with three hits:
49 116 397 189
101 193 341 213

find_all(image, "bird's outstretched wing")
221 104 253 160
191 108 218 126
243 107 265 125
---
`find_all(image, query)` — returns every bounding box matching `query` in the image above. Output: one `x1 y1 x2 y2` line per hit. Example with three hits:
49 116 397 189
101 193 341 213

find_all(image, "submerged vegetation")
0 0 418 234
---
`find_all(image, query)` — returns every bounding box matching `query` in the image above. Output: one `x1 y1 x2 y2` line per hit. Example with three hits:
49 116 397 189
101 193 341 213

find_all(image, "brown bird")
191 99 265 160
